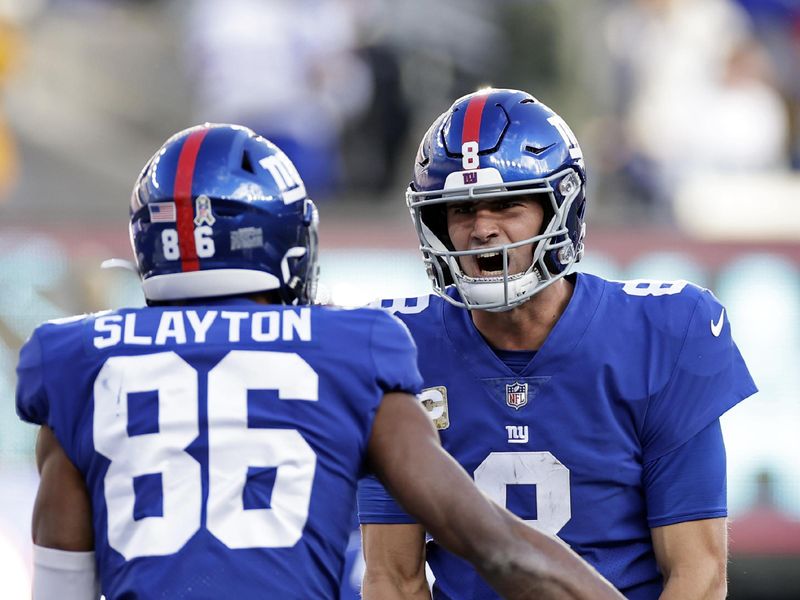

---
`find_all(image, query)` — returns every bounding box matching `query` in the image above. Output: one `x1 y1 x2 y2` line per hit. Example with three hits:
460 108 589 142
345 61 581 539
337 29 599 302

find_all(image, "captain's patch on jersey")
418 386 450 430
506 381 528 410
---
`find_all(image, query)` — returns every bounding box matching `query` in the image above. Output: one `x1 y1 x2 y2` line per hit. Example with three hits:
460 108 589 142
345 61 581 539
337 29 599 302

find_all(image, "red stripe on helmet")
462 92 490 145
173 128 209 272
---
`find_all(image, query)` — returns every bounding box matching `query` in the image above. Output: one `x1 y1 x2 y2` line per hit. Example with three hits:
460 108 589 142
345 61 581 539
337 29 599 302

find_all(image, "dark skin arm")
367 392 623 600
361 522 430 599
32 425 94 550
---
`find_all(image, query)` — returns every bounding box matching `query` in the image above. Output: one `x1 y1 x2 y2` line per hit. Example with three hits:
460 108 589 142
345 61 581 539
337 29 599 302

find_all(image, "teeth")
478 252 500 258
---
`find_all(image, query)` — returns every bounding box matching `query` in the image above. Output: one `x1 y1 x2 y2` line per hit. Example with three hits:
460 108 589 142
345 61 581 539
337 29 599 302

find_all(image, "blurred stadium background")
0 0 799 597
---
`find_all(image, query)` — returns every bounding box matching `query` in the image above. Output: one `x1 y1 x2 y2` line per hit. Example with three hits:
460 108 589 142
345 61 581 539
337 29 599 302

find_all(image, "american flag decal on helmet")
148 202 176 223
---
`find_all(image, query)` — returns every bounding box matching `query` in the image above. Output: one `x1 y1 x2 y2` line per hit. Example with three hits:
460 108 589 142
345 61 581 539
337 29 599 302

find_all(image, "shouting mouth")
475 251 505 276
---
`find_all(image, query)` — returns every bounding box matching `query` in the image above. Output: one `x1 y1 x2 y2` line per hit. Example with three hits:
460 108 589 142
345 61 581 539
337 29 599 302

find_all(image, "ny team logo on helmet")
407 88 587 311
130 123 319 304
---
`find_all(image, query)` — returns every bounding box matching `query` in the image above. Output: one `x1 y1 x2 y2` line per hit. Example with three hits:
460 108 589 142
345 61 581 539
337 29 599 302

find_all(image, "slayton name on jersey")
93 307 311 348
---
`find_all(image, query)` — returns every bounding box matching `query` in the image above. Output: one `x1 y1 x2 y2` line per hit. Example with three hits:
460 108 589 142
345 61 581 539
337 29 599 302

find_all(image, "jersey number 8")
93 350 318 561
475 452 571 535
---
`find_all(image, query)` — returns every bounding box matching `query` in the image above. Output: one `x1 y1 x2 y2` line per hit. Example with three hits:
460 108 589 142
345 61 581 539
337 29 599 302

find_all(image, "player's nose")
470 206 500 243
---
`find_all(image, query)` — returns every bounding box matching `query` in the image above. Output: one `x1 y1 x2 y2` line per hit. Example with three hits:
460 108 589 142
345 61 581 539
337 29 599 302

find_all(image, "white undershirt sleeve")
33 544 101 600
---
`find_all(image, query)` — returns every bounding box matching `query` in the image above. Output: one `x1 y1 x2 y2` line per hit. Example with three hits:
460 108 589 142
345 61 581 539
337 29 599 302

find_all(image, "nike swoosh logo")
711 308 725 337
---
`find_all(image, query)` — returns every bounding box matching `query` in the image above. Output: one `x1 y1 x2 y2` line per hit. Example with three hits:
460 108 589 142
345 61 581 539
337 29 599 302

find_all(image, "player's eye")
496 200 519 210
449 203 473 215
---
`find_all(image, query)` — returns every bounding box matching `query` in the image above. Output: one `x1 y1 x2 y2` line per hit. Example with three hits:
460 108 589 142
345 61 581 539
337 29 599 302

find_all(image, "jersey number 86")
93 350 317 561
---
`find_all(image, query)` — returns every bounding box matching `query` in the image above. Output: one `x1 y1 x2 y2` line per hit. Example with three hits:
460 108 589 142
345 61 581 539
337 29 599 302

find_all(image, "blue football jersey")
16 298 422 600
358 273 757 599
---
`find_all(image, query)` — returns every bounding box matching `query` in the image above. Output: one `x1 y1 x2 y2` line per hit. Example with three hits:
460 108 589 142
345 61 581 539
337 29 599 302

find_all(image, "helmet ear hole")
576 196 587 220
532 193 554 237
421 205 454 251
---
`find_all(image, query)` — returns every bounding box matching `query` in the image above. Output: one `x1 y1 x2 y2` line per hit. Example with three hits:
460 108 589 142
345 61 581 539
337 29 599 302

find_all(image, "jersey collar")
170 296 268 308
442 273 605 378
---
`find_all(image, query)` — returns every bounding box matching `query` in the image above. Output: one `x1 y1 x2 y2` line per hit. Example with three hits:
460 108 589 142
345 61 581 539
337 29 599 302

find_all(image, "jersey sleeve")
358 310 423 525
641 289 757 462
644 419 727 528
16 328 49 426
369 310 424 396
357 474 417 524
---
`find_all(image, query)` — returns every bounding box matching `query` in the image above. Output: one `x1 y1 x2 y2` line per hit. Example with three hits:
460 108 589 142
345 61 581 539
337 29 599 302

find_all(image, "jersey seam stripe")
462 92 490 147
641 292 704 448
174 129 209 272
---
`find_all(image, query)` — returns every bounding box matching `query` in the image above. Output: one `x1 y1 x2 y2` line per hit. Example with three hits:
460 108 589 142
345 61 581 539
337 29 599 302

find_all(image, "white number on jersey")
378 295 430 315
621 279 688 297
474 451 571 535
93 350 318 560
94 353 200 559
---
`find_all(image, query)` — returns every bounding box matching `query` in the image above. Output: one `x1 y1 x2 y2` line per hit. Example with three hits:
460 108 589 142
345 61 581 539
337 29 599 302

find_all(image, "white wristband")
33 545 100 600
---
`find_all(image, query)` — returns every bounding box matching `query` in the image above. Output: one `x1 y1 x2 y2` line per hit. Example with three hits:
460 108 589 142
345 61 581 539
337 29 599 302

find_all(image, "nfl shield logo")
506 382 528 410
463 171 478 185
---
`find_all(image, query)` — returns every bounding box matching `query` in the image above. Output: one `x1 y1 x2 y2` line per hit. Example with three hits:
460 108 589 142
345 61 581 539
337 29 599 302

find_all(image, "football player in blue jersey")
358 88 758 600
17 123 623 600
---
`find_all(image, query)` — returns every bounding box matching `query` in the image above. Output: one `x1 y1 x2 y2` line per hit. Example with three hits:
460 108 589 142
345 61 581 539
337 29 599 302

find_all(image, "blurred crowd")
600 0 800 222
0 0 798 225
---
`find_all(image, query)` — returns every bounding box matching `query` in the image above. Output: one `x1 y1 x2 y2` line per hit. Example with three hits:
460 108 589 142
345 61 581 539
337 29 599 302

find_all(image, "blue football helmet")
130 123 319 303
407 88 587 311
